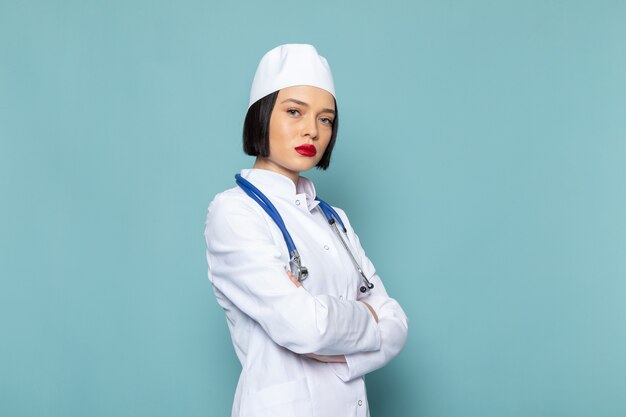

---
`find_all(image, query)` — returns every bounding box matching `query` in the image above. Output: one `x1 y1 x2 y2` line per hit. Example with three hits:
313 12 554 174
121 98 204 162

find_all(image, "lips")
295 144 317 157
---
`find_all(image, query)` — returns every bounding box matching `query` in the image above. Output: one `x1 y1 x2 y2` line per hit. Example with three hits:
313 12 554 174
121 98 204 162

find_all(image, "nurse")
204 44 408 417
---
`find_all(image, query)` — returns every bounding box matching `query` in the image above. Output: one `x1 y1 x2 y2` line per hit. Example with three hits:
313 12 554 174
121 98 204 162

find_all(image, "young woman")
204 44 408 417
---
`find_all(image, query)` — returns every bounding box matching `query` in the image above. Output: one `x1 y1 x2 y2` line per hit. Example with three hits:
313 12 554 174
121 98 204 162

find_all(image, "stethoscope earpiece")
317 198 374 294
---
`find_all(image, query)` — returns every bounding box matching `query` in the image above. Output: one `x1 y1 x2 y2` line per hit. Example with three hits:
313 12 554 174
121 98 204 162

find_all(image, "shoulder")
206 186 267 224
208 186 248 210
204 186 277 247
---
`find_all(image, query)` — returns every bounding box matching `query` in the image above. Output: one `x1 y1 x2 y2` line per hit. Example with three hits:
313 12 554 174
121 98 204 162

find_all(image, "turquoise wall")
1 1 625 416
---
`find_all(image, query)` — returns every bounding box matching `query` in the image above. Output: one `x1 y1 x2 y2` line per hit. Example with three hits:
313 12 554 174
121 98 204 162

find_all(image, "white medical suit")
204 169 408 417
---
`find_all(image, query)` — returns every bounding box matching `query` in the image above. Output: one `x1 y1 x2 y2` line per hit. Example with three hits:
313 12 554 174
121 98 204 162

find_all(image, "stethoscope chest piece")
289 250 308 282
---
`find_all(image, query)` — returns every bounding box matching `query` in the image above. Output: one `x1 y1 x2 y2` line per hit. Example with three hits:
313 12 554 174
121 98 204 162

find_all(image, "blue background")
1 1 625 416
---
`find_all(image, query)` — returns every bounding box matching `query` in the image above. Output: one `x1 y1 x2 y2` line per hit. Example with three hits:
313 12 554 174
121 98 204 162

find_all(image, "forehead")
276 85 335 109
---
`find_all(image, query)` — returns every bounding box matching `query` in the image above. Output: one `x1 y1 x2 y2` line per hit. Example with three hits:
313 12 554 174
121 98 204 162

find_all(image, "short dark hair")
242 91 339 170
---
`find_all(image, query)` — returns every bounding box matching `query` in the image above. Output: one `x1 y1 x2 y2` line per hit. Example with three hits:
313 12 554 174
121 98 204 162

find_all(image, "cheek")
269 117 293 143
315 141 331 161
268 123 296 157
320 129 333 149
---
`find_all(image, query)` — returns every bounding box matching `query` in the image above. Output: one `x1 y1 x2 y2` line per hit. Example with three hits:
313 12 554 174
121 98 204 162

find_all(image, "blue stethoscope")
235 174 375 293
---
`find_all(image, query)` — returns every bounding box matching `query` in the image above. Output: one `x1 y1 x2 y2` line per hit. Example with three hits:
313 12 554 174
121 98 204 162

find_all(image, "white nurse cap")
248 44 336 109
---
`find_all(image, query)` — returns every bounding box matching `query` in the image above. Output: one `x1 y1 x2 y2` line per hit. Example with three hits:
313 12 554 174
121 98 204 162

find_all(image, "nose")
302 114 319 140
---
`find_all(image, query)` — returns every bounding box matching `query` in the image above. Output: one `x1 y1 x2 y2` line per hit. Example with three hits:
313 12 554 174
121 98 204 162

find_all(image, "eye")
320 117 334 126
287 108 301 116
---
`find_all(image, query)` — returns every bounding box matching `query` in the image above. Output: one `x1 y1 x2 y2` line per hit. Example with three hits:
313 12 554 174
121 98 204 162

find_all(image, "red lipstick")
295 144 317 157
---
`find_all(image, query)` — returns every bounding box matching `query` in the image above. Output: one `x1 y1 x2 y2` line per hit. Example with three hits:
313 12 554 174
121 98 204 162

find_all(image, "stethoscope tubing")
316 198 347 232
235 174 374 293
235 174 297 255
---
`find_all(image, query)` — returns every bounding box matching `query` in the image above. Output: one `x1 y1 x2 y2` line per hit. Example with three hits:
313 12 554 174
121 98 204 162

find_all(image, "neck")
253 158 299 186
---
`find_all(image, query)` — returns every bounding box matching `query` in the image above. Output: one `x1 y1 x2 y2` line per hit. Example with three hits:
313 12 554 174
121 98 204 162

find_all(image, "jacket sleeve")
204 193 382 356
331 208 409 382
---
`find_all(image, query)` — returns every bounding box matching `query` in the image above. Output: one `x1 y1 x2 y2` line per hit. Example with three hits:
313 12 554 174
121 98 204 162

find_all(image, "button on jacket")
204 169 408 417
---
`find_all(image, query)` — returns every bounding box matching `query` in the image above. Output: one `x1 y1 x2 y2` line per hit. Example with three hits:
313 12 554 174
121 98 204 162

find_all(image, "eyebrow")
280 98 336 115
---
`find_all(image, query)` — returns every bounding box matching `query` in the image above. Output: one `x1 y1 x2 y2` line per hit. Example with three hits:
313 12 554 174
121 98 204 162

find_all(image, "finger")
286 271 302 287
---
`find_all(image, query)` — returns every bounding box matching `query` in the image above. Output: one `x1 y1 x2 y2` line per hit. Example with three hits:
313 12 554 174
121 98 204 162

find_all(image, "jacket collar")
240 169 320 212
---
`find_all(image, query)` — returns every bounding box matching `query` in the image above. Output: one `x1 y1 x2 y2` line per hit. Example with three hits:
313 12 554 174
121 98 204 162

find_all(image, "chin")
298 163 319 173
287 161 318 174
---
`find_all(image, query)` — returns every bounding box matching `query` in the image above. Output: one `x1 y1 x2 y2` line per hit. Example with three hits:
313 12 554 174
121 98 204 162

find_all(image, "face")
254 85 336 182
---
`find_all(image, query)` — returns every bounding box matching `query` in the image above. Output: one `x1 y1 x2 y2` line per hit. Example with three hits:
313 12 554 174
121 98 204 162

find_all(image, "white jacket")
204 169 408 417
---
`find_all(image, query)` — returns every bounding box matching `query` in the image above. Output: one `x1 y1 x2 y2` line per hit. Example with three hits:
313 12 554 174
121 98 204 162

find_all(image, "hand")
286 271 301 288
305 353 347 363
360 301 378 322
